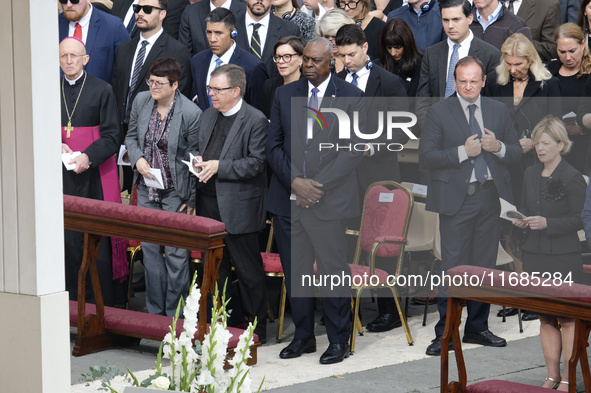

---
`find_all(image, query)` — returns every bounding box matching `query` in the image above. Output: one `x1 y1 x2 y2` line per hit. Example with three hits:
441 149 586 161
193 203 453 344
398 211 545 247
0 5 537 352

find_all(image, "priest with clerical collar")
60 36 126 307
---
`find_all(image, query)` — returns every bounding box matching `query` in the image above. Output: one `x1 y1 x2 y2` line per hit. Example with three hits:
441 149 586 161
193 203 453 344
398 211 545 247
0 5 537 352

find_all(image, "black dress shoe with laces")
279 337 316 359
462 330 506 347
366 313 402 332
319 343 350 364
425 336 454 356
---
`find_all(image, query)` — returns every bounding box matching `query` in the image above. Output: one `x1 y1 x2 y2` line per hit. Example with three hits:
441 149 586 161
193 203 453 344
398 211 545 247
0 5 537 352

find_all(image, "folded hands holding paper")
61 143 90 174
500 197 547 231
182 153 218 183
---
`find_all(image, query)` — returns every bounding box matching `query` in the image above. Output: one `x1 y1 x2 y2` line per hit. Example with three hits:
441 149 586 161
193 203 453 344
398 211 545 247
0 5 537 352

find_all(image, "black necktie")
468 104 488 183
506 0 515 14
250 23 262 59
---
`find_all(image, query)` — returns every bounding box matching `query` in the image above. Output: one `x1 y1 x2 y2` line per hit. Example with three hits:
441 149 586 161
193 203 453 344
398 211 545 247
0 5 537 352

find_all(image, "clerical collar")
65 71 85 86
210 0 231 11
223 98 243 116
140 27 164 46
69 3 92 31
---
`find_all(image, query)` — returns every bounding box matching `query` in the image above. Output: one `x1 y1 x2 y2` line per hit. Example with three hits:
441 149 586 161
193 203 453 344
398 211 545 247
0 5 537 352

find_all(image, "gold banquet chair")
348 181 415 353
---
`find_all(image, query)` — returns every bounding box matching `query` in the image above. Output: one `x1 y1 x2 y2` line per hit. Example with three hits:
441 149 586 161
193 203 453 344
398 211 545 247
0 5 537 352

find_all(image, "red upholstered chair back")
358 182 412 258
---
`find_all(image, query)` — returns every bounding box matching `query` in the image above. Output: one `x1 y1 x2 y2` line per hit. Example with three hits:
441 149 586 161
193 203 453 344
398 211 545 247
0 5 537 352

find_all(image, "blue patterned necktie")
468 104 488 183
307 87 319 144
207 58 224 107
445 44 461 97
351 72 359 87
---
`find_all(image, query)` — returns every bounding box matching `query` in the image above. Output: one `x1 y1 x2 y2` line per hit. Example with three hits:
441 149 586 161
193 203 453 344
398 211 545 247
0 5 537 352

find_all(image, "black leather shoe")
496 307 519 317
521 311 539 321
279 337 316 359
366 313 402 332
319 343 350 364
463 330 507 347
425 336 454 356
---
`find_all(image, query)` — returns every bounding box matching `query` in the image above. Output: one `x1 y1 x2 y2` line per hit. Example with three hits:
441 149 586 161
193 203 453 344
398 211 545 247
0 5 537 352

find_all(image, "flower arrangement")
103 273 261 393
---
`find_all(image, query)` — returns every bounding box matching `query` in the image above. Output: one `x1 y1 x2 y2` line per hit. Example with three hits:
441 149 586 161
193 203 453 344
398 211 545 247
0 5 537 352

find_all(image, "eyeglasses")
273 53 298 63
206 86 235 95
59 0 80 4
145 78 172 89
338 0 361 9
133 4 164 14
59 54 85 61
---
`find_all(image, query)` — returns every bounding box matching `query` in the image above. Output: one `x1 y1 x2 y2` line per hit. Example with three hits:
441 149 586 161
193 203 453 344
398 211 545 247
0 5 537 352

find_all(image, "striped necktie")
444 43 460 97
125 40 148 122
250 23 262 59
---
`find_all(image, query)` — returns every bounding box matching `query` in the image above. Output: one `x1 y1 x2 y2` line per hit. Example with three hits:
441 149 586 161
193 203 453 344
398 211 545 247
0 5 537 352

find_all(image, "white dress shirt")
129 28 164 87
345 63 371 92
245 12 270 54
68 4 93 43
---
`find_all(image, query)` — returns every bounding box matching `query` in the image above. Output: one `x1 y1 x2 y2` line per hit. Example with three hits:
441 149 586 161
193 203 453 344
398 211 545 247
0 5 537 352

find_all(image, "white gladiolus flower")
149 376 170 390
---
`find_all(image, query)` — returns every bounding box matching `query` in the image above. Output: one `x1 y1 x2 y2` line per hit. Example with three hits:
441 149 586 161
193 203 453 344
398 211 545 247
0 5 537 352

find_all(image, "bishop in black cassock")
60 37 125 306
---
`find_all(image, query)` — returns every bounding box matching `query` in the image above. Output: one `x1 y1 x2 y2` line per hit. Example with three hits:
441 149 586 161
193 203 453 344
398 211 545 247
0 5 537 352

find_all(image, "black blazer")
178 0 246 56
111 31 193 125
520 159 586 255
190 46 269 112
111 0 189 39
260 76 285 118
419 95 522 216
266 76 365 219
235 11 301 78
336 65 409 185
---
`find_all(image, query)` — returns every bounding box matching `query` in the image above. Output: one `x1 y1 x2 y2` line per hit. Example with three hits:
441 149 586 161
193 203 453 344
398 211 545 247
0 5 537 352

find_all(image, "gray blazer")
191 101 268 234
125 91 202 206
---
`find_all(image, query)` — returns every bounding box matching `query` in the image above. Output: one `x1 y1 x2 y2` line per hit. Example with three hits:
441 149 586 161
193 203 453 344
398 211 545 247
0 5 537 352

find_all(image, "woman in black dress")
546 23 591 174
378 17 422 96
513 116 586 391
259 36 305 118
336 0 385 60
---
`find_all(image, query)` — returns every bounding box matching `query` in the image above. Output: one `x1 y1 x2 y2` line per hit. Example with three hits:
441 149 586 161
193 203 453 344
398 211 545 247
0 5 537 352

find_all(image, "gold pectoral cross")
65 121 74 138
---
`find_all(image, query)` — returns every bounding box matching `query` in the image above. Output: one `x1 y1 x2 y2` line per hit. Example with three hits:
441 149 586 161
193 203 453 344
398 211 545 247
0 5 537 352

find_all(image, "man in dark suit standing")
507 0 561 61
419 56 521 356
178 0 246 56
190 8 268 112
190 64 269 342
112 0 192 134
235 0 301 77
416 0 500 122
59 0 130 83
267 38 365 364
335 24 410 333
111 0 189 39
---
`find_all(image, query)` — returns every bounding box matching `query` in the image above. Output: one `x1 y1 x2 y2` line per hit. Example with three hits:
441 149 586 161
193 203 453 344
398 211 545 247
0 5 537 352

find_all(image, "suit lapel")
519 79 542 109
85 9 100 60
235 8 250 49
262 16 281 63
448 96 472 139
292 79 309 151
438 44 449 96
365 68 379 97
168 94 183 161
516 0 535 23
220 104 247 158
140 34 167 86
138 96 154 150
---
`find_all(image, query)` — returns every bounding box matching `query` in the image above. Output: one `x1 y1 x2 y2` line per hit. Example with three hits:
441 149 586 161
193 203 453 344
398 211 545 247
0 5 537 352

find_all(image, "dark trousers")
279 209 351 344
199 194 267 335
434 184 501 337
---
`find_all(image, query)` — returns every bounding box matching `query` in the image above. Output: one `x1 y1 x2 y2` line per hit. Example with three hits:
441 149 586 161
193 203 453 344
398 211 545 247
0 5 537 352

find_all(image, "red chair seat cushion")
69 301 256 347
190 250 202 260
584 264 591 274
349 264 390 282
127 239 141 248
262 252 283 273
466 380 555 392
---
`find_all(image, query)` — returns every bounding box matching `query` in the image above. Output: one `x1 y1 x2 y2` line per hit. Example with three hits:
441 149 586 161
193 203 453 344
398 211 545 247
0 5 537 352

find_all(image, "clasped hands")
191 155 219 184
292 177 324 208
62 143 90 174
513 216 547 231
464 129 501 157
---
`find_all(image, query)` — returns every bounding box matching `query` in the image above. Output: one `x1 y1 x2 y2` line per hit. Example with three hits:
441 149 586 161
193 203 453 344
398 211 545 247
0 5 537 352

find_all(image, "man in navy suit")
59 0 130 84
419 56 521 356
267 38 364 364
190 8 268 112
178 0 246 56
335 24 409 334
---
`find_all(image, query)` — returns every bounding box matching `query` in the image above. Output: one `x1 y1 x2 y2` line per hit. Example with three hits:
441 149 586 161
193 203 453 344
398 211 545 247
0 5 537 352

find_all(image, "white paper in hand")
144 168 164 189
117 145 131 166
181 153 202 178
499 198 527 222
62 151 82 171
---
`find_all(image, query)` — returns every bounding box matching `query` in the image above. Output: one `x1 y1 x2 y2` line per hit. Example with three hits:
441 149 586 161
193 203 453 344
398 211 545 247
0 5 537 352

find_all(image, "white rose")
149 376 170 390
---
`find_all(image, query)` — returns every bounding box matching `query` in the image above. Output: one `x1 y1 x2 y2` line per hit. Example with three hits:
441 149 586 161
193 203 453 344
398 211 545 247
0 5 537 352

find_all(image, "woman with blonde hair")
336 0 385 59
315 9 355 72
487 33 562 203
513 115 586 391
547 23 591 174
